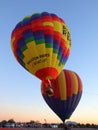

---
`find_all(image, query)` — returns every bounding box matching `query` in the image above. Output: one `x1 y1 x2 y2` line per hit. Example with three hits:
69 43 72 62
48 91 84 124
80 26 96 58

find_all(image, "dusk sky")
0 0 98 124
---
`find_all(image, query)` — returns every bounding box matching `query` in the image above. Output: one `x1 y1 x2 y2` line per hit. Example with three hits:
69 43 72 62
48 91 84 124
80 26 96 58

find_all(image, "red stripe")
66 49 70 57
22 24 31 32
52 79 60 98
43 26 53 34
60 39 66 48
0 129 23 130
35 67 58 83
64 70 73 97
75 73 83 92
51 15 61 22
54 32 61 41
31 18 42 24
59 18 65 23
42 16 53 22
31 26 43 32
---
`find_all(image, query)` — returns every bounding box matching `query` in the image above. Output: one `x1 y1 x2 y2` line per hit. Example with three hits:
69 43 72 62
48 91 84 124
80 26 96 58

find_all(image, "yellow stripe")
69 71 78 94
53 21 62 33
41 83 44 94
45 48 52 68
24 16 31 19
43 22 53 27
11 37 15 51
58 71 67 100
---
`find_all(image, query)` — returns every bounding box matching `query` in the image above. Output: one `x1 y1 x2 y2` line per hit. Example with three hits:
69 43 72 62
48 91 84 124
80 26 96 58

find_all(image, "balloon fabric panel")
58 70 67 100
11 12 71 84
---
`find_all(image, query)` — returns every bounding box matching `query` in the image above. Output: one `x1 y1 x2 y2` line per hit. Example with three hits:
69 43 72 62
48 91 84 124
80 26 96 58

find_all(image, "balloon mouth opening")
45 86 54 96
35 67 58 82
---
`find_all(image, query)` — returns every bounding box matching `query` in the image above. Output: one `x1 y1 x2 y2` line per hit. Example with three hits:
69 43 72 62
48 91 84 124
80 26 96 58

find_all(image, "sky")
0 0 98 124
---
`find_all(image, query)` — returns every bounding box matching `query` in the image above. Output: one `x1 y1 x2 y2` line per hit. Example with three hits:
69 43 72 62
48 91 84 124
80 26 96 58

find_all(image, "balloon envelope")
41 69 83 122
11 12 71 84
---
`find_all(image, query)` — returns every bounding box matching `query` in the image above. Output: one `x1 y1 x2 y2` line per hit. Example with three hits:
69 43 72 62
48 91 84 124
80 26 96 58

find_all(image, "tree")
1 120 7 127
8 119 15 124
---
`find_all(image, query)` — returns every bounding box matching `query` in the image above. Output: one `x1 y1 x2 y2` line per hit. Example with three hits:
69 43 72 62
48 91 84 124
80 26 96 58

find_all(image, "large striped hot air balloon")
41 69 83 122
11 12 71 87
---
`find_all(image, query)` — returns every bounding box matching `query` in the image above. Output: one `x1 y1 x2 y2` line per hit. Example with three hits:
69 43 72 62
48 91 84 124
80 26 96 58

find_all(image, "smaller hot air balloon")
41 69 83 123
11 12 71 93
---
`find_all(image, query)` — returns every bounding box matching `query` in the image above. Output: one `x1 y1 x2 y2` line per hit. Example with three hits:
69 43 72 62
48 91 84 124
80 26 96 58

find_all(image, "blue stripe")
22 17 31 26
41 12 50 16
23 29 33 39
33 30 44 40
31 13 41 20
14 22 22 29
42 91 82 123
45 34 53 43
18 38 26 48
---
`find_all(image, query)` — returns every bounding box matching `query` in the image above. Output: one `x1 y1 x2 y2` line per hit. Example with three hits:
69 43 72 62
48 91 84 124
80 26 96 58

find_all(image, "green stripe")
46 43 53 48
36 39 45 44
21 45 27 52
20 54 24 60
25 36 34 43
57 55 60 60
53 49 58 53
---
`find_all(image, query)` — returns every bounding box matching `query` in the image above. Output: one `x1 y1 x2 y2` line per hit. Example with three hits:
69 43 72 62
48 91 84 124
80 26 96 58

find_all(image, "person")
45 80 54 96
46 86 54 96
64 124 71 130
66 125 71 130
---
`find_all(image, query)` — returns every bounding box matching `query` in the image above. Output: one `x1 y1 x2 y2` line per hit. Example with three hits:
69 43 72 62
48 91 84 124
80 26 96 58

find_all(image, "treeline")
59 123 98 129
0 119 42 128
70 123 98 128
0 119 98 128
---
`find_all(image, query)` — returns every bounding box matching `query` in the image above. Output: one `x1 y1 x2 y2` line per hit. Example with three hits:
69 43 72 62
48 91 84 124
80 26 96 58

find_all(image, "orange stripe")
58 71 67 100
69 71 78 94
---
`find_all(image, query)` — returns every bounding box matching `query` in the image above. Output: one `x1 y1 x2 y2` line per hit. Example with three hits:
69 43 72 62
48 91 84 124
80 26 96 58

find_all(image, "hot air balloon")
11 12 71 92
41 69 83 123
